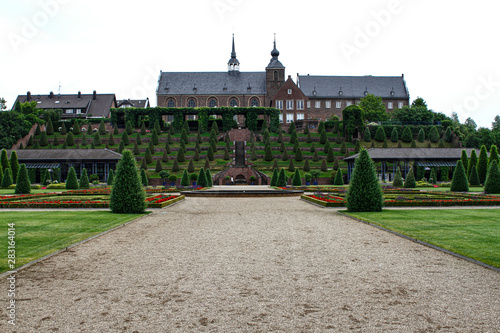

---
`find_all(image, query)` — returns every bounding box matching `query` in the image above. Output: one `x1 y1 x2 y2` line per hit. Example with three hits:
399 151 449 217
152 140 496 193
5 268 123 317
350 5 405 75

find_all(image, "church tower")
227 34 240 75
266 35 285 104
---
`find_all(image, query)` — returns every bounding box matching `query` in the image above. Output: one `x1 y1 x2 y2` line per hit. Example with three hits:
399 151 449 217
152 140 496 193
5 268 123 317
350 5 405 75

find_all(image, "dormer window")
287 89 292 94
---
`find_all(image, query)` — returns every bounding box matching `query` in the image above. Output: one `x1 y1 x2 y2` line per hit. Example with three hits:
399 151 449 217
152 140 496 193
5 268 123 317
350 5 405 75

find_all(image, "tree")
429 126 439 143
135 133 142 145
277 168 287 187
359 94 388 122
401 126 413 143
155 159 163 173
73 120 81 135
93 133 101 146
374 126 386 142
176 147 186 163
354 140 361 153
181 129 189 144
65 167 79 189
282 149 289 161
326 147 335 163
270 168 278 186
323 140 330 154
317 121 325 134
140 169 148 186
292 168 302 186
444 127 453 143
207 146 215 161
288 159 295 172
133 142 140 155
467 149 478 178
294 148 303 162
171 158 180 172
489 145 499 167
363 127 371 142
46 118 54 135
40 131 48 146
484 160 500 194
110 150 146 213
303 158 310 172
392 167 403 187
404 167 416 188
145 147 153 164
264 144 274 161
79 168 90 189
180 169 190 187
429 167 437 184
345 149 383 212
15 164 30 194
9 151 19 183
121 131 129 146
117 141 124 153
288 121 296 134
417 128 425 142
140 158 148 170
461 150 469 173
204 158 210 170
468 165 480 186
107 169 114 185
450 160 469 192
321 159 327 171
140 122 147 135
205 169 213 187
99 120 106 135
477 145 489 184
390 127 399 143
334 169 344 185
197 167 207 187
319 130 327 144
2 168 13 187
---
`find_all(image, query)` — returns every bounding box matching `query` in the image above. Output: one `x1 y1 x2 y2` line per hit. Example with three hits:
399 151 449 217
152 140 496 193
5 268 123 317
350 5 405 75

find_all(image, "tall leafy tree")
359 94 388 122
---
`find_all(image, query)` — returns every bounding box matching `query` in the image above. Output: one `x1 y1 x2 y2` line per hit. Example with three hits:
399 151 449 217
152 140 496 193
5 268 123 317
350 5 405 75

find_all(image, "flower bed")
0 200 108 209
145 187 205 193
0 193 58 201
146 195 184 208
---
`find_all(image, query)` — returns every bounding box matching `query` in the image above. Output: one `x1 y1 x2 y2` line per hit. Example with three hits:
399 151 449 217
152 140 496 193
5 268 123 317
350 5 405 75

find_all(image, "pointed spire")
228 33 240 74
271 33 279 59
267 33 284 69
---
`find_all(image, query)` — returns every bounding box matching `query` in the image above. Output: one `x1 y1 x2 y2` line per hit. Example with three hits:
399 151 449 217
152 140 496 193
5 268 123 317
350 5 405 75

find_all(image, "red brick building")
271 75 309 129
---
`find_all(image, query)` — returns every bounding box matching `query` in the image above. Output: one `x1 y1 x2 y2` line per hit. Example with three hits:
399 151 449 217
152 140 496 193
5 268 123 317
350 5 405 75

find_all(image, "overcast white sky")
1 0 499 128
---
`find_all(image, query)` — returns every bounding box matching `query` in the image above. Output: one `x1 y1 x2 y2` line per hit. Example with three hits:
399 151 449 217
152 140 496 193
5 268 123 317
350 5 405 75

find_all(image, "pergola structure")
344 148 478 181
8 149 122 183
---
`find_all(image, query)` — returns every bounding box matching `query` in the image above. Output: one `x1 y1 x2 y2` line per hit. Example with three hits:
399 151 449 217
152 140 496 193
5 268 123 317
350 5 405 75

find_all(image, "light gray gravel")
1 197 499 332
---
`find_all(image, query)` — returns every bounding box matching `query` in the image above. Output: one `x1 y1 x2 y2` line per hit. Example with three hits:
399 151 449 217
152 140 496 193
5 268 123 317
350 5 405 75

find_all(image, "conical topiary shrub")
180 169 190 187
450 160 469 192
79 168 90 189
468 165 480 186
334 169 344 185
393 167 403 187
270 168 278 187
197 167 207 187
65 167 79 190
107 169 114 185
9 151 19 183
404 167 416 188
2 168 13 188
205 169 213 187
277 168 287 187
292 168 302 186
140 169 148 186
484 160 500 194
345 149 383 212
15 164 30 194
110 150 146 213
477 145 489 184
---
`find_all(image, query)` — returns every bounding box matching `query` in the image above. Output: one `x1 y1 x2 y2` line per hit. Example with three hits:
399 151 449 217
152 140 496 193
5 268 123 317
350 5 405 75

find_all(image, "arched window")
273 71 278 81
167 99 175 108
188 99 196 108
230 98 238 107
251 98 259 107
208 98 217 108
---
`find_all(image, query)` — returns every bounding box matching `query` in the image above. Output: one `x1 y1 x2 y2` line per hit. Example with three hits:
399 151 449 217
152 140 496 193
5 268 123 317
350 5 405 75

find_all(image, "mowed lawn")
345 209 500 268
0 211 148 273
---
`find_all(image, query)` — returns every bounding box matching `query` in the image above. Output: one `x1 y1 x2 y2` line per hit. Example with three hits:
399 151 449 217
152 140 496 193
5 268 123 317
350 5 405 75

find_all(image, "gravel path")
1 197 499 332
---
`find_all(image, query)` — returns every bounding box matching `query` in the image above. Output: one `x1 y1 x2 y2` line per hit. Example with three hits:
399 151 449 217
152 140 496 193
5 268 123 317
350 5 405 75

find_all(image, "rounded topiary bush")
15 164 31 194
450 160 469 192
374 126 386 142
345 149 383 212
401 126 413 143
484 160 500 194
110 150 146 214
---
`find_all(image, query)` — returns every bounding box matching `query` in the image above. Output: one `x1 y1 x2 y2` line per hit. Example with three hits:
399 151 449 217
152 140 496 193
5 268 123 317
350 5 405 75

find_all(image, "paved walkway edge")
0 212 153 279
338 211 500 273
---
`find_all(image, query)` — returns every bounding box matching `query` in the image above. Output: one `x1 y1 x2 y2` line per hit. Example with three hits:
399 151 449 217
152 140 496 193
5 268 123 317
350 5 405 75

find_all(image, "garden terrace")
181 189 303 197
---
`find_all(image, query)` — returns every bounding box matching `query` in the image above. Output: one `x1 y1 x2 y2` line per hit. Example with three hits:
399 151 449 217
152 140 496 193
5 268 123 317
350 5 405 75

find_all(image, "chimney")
49 91 54 99
78 91 81 98
93 90 96 100
27 91 31 101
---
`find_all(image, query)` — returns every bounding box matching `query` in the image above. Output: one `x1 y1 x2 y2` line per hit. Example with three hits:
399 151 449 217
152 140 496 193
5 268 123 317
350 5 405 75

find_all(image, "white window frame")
398 102 403 108
276 100 283 110
296 100 304 110
336 101 342 109
388 102 393 109
286 113 294 123
325 101 331 108
315 101 321 108
307 101 311 108
297 113 304 121
286 100 294 110
279 114 283 123
346 101 352 107
287 89 292 94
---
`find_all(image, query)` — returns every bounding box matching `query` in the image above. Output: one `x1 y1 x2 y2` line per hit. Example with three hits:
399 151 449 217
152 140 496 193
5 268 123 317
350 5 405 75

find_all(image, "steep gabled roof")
117 99 150 109
158 72 267 95
298 75 409 99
